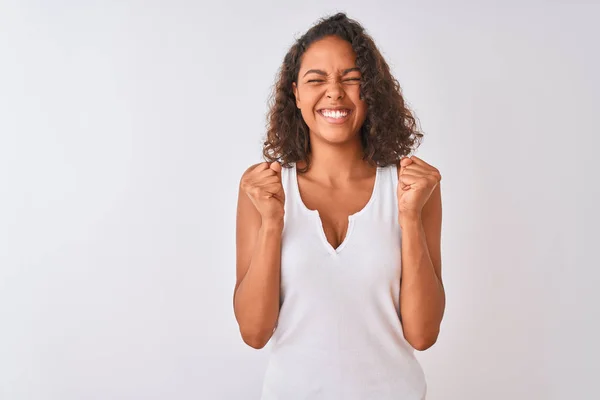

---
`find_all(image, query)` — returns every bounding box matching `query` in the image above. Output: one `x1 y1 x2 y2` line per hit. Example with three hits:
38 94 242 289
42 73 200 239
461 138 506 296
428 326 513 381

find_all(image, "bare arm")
233 162 284 349
397 162 445 351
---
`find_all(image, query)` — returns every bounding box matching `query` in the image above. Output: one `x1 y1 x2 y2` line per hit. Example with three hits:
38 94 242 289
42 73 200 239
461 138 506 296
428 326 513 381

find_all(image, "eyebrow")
302 67 360 77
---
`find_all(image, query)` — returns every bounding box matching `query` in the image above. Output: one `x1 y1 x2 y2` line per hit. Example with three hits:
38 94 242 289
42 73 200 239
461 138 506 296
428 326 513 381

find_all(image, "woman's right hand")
241 161 285 222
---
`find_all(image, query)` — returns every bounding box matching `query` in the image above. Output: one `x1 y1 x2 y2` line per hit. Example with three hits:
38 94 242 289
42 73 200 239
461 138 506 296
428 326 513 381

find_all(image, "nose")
326 81 344 100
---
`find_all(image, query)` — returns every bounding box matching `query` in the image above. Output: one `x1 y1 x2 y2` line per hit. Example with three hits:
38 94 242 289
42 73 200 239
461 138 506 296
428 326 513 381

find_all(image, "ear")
292 81 300 109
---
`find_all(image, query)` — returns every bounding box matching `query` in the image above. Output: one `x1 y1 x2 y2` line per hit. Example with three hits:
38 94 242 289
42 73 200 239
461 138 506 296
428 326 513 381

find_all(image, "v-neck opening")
292 162 381 256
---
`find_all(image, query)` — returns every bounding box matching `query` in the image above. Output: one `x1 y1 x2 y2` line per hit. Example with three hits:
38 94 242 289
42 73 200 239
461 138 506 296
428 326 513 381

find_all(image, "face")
292 35 368 144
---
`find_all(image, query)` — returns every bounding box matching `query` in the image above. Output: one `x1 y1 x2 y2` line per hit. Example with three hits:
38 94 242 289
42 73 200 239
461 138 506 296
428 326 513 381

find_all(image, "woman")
233 12 445 400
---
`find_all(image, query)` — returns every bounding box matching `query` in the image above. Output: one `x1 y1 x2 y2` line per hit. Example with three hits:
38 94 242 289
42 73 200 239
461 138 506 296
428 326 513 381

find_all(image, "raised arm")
396 156 445 351
233 161 285 349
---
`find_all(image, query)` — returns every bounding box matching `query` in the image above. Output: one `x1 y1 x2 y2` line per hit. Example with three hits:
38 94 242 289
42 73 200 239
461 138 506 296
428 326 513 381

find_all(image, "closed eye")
307 78 361 83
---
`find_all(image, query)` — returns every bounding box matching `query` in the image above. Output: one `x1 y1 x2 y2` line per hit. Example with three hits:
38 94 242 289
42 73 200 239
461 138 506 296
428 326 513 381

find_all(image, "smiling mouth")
317 109 352 123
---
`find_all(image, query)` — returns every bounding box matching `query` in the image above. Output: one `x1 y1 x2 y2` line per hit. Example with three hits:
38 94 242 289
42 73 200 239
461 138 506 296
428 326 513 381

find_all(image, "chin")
318 131 357 143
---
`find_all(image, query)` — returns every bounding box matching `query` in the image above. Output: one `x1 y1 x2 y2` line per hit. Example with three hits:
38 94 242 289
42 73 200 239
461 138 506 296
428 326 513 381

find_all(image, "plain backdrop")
1 1 598 399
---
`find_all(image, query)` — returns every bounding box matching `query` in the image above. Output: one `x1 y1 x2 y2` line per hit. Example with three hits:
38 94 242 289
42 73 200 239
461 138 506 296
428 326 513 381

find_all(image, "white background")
1 1 598 399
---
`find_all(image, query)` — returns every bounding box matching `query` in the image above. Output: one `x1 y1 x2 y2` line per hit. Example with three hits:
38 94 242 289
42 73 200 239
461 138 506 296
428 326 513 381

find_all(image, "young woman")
234 12 445 400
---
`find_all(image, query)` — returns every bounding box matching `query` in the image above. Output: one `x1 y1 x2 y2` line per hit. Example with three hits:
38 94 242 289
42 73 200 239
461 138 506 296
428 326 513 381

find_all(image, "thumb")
268 161 284 202
269 161 282 177
400 156 412 168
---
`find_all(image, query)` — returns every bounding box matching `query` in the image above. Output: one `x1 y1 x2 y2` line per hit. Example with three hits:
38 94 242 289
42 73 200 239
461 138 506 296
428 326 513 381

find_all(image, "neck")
299 136 375 185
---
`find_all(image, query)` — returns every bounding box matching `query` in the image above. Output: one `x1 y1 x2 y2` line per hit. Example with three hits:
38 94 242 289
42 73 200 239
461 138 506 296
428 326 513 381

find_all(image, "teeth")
321 109 349 118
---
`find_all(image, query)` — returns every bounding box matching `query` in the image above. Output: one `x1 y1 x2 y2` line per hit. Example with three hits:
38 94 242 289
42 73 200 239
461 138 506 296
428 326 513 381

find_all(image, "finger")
269 161 282 179
400 157 413 168
263 183 285 202
250 162 271 177
409 156 433 169
406 157 441 180
399 157 413 178
399 172 420 186
269 161 282 172
409 162 441 182
256 161 271 171
255 175 281 187
403 164 431 175
256 165 281 180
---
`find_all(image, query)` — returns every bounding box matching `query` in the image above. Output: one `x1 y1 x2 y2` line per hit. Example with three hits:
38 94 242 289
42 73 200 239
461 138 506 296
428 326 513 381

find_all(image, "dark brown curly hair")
262 12 424 173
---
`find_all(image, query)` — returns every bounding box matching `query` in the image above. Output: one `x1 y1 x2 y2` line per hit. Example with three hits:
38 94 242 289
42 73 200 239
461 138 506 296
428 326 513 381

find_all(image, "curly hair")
261 12 424 173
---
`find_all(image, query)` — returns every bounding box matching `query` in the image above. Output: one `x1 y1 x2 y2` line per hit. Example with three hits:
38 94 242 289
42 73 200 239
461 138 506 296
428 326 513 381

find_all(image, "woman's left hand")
397 155 442 221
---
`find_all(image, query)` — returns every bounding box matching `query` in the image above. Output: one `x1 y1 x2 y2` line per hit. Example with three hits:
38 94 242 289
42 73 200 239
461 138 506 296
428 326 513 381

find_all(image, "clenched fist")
241 161 285 222
397 155 441 222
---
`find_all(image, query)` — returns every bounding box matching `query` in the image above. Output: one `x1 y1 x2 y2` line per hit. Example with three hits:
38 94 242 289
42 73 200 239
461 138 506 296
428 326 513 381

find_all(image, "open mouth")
317 109 352 124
